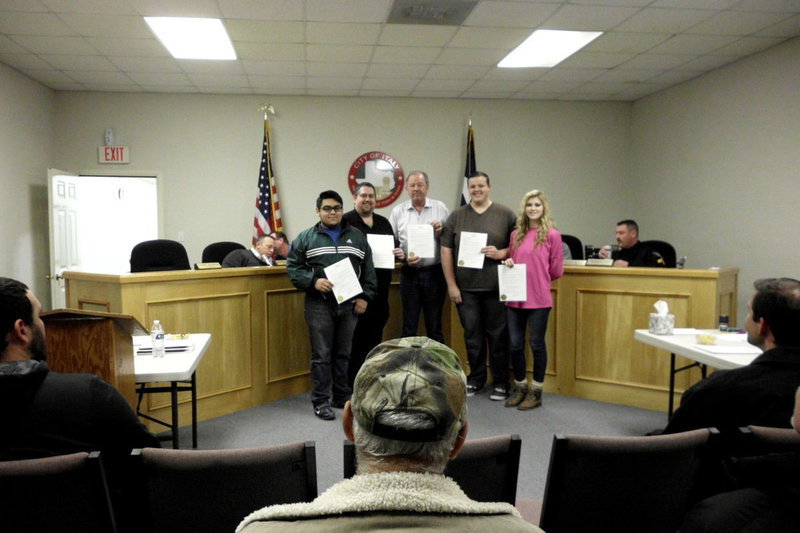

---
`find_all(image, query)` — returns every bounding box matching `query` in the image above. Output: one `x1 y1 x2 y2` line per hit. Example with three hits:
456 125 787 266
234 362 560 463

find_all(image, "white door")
48 169 80 309
48 171 160 309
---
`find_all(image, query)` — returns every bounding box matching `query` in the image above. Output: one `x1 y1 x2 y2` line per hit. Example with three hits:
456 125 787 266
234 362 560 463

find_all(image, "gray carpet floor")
166 389 666 501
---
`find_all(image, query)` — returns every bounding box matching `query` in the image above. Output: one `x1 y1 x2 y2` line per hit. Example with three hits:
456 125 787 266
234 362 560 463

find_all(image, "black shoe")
331 398 350 409
314 404 335 420
466 383 484 397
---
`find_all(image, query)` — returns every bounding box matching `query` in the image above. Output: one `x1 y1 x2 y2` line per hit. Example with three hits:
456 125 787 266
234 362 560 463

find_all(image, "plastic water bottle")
151 320 165 358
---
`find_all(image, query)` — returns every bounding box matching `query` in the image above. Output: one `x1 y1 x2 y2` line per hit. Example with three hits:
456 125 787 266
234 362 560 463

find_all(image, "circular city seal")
348 151 404 208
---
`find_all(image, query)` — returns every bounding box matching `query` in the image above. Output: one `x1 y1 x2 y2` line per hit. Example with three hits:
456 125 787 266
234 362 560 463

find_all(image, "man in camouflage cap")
238 337 542 533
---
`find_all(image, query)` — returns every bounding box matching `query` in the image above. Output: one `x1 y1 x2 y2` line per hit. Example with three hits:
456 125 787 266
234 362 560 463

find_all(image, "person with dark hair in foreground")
237 337 541 533
674 277 800 533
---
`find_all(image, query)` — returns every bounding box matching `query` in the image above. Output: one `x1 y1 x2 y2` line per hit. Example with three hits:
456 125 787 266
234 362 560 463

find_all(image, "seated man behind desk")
664 277 800 434
237 337 541 533
268 231 290 261
222 234 275 267
599 219 665 267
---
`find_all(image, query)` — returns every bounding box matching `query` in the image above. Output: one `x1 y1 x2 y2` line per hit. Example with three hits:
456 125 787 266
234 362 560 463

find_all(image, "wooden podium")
41 309 148 409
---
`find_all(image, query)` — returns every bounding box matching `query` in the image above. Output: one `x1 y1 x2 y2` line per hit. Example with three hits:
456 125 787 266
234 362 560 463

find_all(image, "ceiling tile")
558 51 636 69
307 22 382 44
18 69 77 84
226 20 304 43
584 31 671 54
733 0 800 13
235 42 305 61
425 64 490 79
241 59 305 75
482 66 547 81
58 13 152 38
650 0 738 8
39 54 119 70
11 35 98 55
470 78 527 91
359 88 412 97
187 72 250 86
539 67 607 82
85 37 167 56
616 8 717 33
679 54 737 71
306 44 373 62
305 0 392 24
2 0 49 13
371 45 441 64
361 77 418 90
448 26 533 49
218 0 304 21
40 0 138 15
0 53 55 70
108 55 180 72
67 70 133 83
0 12 76 35
591 68 658 83
464 1 559 28
176 58 245 74
379 24 457 46
366 62 429 78
126 0 222 18
306 75 363 89
712 36 785 56
127 71 192 85
306 61 368 77
755 14 800 38
248 74 305 88
0 34 27 53
435 47 506 65
647 34 739 54
541 4 641 31
686 10 787 35
618 53 695 70
415 78 473 91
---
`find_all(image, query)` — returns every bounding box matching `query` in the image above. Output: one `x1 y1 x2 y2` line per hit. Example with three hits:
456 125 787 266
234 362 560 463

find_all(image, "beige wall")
0 63 54 304
50 93 631 269
2 36 798 324
631 36 800 324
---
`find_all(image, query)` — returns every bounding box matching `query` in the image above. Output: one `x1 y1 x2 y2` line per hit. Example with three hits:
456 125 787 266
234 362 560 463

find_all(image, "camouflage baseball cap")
352 336 467 443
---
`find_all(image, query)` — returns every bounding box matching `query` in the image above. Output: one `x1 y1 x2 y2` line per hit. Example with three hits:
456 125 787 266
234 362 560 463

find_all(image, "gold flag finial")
259 103 275 120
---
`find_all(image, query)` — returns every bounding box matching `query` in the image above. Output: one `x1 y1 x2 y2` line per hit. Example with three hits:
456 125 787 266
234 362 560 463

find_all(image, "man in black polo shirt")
599 219 665 267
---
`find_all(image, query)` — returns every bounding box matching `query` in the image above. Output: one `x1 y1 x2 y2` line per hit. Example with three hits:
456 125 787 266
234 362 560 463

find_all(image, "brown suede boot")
518 387 542 410
505 383 528 407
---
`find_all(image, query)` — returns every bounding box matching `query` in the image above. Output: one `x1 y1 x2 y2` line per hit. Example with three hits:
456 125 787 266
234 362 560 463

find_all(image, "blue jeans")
507 307 551 383
457 290 510 387
399 266 446 343
304 296 358 406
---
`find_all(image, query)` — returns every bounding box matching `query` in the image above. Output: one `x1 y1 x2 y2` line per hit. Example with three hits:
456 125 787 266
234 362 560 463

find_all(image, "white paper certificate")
324 258 362 304
457 231 488 269
498 264 527 302
406 224 435 259
367 234 395 269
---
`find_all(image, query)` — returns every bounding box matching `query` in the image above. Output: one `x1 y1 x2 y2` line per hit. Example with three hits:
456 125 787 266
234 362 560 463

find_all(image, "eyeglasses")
320 205 343 213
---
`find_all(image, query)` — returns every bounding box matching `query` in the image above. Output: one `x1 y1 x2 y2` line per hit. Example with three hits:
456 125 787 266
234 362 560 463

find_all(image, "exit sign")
98 145 129 164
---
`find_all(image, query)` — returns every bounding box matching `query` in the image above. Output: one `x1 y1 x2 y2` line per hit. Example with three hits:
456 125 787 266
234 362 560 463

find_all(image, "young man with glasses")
287 190 377 420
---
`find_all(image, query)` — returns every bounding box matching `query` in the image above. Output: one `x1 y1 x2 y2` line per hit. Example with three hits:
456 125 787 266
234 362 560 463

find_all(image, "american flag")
461 123 476 205
252 119 282 244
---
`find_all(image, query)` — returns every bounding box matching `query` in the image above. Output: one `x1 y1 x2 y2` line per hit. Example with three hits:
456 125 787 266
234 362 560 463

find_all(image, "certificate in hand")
498 264 527 302
324 258 363 304
457 231 488 269
407 224 435 259
367 234 395 269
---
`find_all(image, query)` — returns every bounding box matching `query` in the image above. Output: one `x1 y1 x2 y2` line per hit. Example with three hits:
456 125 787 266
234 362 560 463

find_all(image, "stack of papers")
136 340 193 355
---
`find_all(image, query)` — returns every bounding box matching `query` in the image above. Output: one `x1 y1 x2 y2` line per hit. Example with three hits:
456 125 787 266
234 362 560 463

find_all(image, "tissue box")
649 313 675 335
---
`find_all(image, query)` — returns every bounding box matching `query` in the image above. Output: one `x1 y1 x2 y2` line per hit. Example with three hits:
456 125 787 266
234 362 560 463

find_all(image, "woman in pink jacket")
502 190 563 410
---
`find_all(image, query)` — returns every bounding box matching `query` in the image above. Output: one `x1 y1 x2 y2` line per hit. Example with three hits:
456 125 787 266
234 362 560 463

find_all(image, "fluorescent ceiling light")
145 17 236 60
498 29 602 68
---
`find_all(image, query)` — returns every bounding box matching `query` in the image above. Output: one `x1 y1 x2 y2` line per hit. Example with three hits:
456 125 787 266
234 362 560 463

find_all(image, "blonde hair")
513 189 555 249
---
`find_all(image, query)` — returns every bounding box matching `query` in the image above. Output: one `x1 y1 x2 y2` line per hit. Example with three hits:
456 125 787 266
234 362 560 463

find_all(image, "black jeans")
347 296 389 388
399 266 446 343
456 290 510 387
304 296 357 406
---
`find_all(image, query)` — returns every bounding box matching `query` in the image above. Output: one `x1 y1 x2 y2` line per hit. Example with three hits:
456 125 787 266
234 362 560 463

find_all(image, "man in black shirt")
600 219 665 267
342 182 402 387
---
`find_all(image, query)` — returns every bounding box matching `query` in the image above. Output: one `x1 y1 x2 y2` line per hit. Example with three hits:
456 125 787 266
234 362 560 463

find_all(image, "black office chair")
130 239 191 272
539 429 715 533
641 240 677 268
201 241 245 264
343 434 521 505
131 442 317 533
0 451 117 533
561 234 583 260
